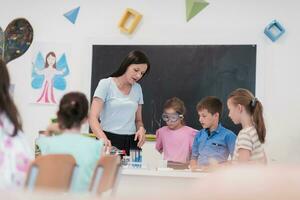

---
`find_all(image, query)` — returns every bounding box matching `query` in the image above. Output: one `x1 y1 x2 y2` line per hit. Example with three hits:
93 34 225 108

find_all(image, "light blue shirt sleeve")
225 131 237 157
191 132 200 160
93 78 110 102
137 83 144 104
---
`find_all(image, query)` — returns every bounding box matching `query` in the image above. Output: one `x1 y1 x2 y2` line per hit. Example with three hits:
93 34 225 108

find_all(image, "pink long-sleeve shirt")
155 126 197 163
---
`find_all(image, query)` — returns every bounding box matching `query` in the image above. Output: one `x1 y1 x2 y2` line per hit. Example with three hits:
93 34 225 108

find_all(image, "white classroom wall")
0 0 299 163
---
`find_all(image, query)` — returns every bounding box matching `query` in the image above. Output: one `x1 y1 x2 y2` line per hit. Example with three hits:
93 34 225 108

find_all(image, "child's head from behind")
162 97 185 130
196 96 222 130
57 92 88 130
227 88 266 143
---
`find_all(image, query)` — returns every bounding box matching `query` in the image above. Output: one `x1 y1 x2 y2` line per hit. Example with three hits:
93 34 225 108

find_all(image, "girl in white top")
227 88 267 164
0 59 33 189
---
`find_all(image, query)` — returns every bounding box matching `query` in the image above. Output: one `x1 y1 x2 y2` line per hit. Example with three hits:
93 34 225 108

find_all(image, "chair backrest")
25 154 77 192
89 155 121 195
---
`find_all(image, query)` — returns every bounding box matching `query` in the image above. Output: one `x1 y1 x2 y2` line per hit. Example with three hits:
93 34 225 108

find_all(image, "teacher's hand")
134 127 146 148
100 137 111 151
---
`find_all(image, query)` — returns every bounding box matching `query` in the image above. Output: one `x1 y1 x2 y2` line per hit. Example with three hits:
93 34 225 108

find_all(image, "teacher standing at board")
89 50 150 154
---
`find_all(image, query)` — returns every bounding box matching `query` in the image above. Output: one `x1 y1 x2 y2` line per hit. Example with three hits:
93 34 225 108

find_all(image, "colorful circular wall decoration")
0 18 33 63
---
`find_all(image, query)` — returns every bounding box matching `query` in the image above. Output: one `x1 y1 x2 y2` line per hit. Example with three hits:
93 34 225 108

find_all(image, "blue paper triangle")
64 6 80 24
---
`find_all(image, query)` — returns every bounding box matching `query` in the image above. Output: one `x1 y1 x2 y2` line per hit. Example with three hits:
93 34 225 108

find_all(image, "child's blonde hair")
228 88 266 143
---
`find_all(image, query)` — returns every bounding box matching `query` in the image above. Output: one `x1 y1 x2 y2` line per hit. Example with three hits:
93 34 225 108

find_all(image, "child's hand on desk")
189 159 199 171
190 165 213 172
189 158 223 172
190 167 199 172
203 161 231 172
191 165 209 172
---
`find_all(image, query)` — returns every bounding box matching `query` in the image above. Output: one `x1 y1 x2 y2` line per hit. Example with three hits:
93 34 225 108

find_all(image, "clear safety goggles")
162 113 183 122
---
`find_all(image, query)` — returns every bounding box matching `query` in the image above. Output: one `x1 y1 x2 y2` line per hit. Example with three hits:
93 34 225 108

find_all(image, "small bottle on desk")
109 146 126 156
129 148 142 168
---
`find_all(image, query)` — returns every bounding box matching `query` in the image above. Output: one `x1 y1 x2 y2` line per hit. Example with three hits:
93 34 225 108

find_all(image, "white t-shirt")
93 77 143 135
233 126 265 163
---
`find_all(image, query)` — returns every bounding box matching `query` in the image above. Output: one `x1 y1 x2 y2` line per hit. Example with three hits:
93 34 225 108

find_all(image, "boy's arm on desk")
190 159 198 170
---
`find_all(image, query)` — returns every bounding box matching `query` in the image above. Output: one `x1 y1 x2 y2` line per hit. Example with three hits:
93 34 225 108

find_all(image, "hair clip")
70 101 76 106
251 98 257 107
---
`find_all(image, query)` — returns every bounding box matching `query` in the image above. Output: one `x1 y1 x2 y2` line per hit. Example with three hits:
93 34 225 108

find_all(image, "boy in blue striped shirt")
190 96 236 169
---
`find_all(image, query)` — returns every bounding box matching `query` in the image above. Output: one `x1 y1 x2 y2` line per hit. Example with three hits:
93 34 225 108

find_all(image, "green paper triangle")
186 0 209 22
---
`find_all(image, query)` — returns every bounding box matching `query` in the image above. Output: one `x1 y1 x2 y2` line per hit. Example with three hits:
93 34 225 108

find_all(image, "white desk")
116 140 208 197
121 168 207 178
116 168 208 197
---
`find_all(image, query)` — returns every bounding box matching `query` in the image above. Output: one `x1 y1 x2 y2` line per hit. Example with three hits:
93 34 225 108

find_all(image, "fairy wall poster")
31 44 70 104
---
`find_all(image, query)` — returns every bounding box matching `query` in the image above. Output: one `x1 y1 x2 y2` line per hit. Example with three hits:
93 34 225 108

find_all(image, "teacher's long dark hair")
110 50 151 79
0 59 23 136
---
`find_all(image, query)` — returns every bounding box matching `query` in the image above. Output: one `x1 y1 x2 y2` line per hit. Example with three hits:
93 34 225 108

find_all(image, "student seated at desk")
156 97 197 165
36 92 103 192
190 96 236 170
0 59 33 189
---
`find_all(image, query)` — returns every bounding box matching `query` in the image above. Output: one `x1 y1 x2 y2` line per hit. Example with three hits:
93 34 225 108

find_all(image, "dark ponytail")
57 92 88 130
228 88 266 143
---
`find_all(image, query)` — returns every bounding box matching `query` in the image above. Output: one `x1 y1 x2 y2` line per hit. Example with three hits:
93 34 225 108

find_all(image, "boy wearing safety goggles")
155 97 197 164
